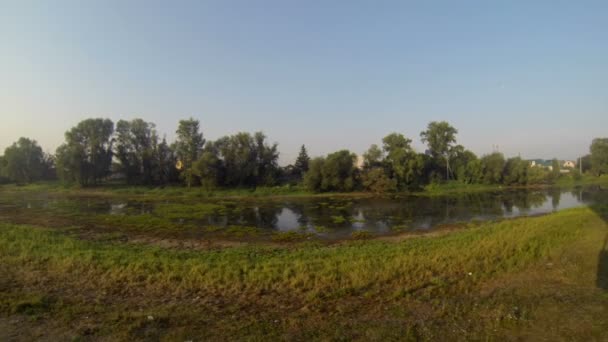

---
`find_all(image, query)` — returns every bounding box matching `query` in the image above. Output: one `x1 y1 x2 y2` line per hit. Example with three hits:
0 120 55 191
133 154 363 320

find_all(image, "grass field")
1 205 608 340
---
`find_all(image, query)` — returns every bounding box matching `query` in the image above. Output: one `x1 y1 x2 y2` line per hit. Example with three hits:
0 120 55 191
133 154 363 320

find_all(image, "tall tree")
503 157 529 185
294 145 310 178
199 132 280 188
55 118 114 186
253 132 279 186
382 133 422 189
3 137 45 184
420 121 458 180
362 144 383 169
0 155 8 184
303 157 325 192
193 144 223 190
154 137 178 185
321 150 357 192
480 152 505 184
114 119 159 184
590 138 608 176
174 118 205 187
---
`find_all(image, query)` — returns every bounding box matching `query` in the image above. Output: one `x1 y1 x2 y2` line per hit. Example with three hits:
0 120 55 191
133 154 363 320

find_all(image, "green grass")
2 206 608 339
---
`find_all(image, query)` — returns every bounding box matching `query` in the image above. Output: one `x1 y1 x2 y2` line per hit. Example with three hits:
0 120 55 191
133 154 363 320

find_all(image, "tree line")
1 118 607 192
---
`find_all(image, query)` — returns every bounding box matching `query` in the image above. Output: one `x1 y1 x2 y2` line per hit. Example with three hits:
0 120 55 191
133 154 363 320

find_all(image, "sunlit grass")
2 206 604 298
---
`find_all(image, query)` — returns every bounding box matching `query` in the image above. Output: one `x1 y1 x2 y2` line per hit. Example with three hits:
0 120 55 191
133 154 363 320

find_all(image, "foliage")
479 152 505 184
303 151 357 192
5 117 608 193
114 119 172 185
380 133 428 189
502 157 529 185
2 137 47 184
420 121 458 158
321 150 357 192
209 131 279 187
303 157 325 192
420 121 458 181
362 144 383 169
55 118 114 186
590 138 608 176
173 118 205 187
361 167 396 193
293 145 310 179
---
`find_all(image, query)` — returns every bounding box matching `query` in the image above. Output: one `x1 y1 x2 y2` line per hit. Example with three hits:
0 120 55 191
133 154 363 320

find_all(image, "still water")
1 186 606 239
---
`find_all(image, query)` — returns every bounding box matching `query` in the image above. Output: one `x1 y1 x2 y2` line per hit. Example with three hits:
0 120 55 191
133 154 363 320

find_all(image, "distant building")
528 159 551 168
563 160 576 168
355 155 365 170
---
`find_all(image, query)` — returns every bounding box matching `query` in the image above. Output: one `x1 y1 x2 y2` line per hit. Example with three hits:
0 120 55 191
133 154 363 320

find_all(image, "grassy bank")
2 206 608 340
2 175 608 200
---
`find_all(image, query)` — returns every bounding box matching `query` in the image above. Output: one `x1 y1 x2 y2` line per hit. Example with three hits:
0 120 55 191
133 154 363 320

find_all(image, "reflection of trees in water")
223 204 281 228
250 186 603 233
548 188 561 210
581 185 608 204
501 191 548 214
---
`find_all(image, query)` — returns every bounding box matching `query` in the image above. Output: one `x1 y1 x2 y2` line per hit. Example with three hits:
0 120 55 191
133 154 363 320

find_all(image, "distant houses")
528 159 576 173
563 160 576 169
528 159 552 168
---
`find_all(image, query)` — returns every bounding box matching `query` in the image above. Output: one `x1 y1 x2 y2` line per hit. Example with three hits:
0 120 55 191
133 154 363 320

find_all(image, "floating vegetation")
314 225 329 233
154 203 225 220
222 225 261 238
271 231 314 242
331 215 347 224
351 231 372 240
390 224 410 231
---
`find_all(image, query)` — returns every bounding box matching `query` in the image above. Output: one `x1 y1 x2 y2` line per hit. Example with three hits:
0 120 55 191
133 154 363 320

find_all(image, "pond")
1 185 606 240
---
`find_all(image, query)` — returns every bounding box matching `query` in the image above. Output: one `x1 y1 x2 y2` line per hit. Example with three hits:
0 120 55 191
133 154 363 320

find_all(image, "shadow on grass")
597 234 608 290
591 186 608 290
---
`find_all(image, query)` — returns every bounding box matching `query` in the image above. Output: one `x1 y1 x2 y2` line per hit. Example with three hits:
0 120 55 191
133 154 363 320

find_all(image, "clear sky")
1 0 606 164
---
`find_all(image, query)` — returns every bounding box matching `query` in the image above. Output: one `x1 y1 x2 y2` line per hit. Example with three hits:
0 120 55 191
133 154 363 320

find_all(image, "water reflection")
3 186 606 239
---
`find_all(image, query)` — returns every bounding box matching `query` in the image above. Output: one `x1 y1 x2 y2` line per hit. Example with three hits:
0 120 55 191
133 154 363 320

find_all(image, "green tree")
0 155 9 184
154 137 178 184
590 138 608 176
114 119 159 184
55 118 114 186
294 145 310 179
580 154 592 174
550 158 561 182
212 132 278 187
253 132 279 186
382 133 422 189
193 144 223 190
3 137 45 184
321 150 357 192
303 157 325 192
361 167 396 193
527 165 547 184
420 121 458 180
503 157 529 185
362 144 383 169
450 146 477 183
464 158 484 184
174 118 205 187
480 152 505 184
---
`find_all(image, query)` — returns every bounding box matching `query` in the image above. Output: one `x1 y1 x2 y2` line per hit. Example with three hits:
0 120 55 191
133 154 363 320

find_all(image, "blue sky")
1 0 606 164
